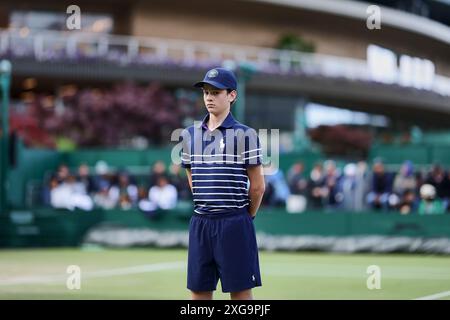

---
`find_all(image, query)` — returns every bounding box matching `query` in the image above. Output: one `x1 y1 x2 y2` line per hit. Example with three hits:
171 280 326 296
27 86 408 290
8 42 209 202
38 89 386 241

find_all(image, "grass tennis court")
0 248 449 300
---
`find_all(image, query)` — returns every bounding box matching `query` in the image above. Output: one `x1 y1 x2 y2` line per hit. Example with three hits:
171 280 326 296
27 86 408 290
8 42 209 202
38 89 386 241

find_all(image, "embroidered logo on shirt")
219 138 225 151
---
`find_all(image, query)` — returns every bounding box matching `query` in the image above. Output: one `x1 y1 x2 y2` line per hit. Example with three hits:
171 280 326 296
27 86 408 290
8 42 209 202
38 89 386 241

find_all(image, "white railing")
0 28 449 96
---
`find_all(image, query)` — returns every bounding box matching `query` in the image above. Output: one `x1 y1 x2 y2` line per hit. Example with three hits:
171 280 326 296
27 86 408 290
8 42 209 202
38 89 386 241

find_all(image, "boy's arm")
186 168 193 192
247 165 265 218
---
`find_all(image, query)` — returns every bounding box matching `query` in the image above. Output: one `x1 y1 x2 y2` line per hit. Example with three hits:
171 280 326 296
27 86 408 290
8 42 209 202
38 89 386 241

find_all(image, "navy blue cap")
194 67 237 91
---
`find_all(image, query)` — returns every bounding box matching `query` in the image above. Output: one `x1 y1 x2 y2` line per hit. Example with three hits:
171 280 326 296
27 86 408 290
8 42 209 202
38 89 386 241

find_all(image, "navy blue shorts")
187 208 262 293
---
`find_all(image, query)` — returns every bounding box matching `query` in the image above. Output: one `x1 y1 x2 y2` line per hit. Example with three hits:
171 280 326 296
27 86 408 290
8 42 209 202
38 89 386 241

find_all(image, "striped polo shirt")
180 112 262 215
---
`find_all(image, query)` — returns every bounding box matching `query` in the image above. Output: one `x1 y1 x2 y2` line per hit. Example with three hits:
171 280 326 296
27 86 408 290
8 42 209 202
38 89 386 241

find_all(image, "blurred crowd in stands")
43 160 191 215
282 159 449 215
43 159 450 215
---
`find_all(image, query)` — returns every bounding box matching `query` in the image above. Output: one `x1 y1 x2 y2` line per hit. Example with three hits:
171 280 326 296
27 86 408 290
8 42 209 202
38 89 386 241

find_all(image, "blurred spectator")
149 161 167 187
148 175 178 210
354 161 371 211
308 162 325 208
287 162 308 195
43 176 59 206
93 180 116 210
138 186 158 212
397 189 418 215
321 160 342 208
340 163 358 211
50 174 94 211
77 163 96 194
264 163 290 207
418 184 445 215
109 170 138 210
425 164 450 200
393 160 417 196
93 160 112 192
286 162 309 213
56 164 70 183
366 160 393 211
390 160 417 209
414 170 426 194
42 164 70 207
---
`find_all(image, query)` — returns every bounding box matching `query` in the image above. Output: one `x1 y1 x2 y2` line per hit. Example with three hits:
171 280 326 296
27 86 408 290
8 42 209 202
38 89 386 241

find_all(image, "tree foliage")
21 82 183 148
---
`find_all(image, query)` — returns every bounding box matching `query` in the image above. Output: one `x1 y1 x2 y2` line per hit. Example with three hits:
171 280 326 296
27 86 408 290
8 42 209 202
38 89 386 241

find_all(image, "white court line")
0 261 185 286
414 290 450 300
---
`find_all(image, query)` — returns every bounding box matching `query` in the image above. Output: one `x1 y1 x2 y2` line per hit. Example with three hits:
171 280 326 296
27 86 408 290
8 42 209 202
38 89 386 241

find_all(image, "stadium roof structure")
248 0 450 45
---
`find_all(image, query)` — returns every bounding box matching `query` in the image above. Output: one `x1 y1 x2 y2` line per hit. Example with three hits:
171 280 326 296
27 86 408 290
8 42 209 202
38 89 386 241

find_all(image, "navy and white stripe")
180 112 262 215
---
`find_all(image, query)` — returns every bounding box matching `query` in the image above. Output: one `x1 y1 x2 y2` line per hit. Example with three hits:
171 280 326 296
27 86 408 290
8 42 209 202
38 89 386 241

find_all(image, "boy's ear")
229 90 237 103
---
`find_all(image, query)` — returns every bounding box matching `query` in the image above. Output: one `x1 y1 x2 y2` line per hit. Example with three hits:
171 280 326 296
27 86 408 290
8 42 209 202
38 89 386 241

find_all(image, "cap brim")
194 80 229 90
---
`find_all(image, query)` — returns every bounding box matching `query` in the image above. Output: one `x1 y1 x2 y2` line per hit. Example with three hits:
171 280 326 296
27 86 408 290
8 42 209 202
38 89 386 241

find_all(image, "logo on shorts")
252 275 256 282
208 69 218 78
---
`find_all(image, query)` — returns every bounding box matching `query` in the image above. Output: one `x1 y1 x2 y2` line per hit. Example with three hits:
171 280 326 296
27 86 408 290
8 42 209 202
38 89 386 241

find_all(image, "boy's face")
202 84 236 116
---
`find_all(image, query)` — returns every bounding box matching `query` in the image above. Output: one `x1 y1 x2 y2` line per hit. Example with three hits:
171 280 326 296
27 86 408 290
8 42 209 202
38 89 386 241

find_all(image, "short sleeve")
241 128 262 167
180 129 191 169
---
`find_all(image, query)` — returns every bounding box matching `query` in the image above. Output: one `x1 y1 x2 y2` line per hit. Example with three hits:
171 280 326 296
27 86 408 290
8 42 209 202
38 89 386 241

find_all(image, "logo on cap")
207 69 218 78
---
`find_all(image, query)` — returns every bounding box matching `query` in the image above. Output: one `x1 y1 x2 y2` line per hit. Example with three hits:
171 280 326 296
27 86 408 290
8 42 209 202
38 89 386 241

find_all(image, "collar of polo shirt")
196 112 237 130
